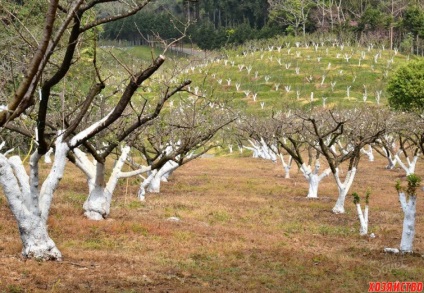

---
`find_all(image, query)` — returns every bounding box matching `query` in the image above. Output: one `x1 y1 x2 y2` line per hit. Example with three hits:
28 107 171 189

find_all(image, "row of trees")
0 0 422 262
0 0 236 260
240 107 423 252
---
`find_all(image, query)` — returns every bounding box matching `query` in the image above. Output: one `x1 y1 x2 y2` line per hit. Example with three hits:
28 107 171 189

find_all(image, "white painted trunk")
395 154 418 176
356 203 368 236
73 148 96 193
146 161 179 193
147 171 162 193
284 165 291 179
361 145 374 162
44 148 53 164
75 146 150 219
332 167 357 214
138 171 156 201
386 156 397 169
332 188 348 214
18 214 62 260
279 154 292 179
84 146 141 220
39 141 69 222
306 174 319 198
0 137 69 260
301 163 330 199
399 192 417 253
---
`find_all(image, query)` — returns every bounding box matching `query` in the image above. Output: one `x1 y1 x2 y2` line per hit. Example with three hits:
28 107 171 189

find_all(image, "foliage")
357 7 387 33
387 59 424 111
267 0 316 36
406 174 421 196
354 189 371 205
402 5 424 39
352 192 360 204
365 189 371 205
101 11 185 43
396 174 421 196
99 0 424 53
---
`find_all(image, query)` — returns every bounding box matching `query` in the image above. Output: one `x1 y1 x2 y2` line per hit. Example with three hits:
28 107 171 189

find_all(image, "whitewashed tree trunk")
146 161 179 193
332 167 357 214
245 139 277 162
83 162 109 220
395 154 419 176
0 136 69 260
361 145 374 162
75 146 150 220
279 153 293 179
137 171 156 201
384 148 397 170
160 160 178 182
300 162 331 198
399 192 417 253
259 138 277 162
244 146 259 158
44 148 53 164
355 203 368 236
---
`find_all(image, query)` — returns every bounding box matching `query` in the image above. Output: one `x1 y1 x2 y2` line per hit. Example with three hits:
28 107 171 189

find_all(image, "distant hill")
179 40 417 113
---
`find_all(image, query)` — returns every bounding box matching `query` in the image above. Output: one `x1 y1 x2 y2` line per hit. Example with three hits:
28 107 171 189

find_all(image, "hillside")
180 40 415 113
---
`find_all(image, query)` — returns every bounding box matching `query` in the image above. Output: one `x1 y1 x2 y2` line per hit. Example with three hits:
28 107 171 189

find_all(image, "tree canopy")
387 59 424 112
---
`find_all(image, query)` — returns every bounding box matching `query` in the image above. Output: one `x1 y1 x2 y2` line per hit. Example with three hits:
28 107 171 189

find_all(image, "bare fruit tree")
271 112 331 198
0 0 186 260
300 108 388 213
128 94 236 199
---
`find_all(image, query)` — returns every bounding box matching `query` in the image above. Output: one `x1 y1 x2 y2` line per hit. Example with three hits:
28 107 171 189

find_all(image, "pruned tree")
385 174 421 254
396 174 421 253
0 0 188 260
373 134 398 170
391 113 423 176
271 112 331 198
0 0 161 129
128 93 236 198
71 78 190 220
300 108 387 213
352 190 370 236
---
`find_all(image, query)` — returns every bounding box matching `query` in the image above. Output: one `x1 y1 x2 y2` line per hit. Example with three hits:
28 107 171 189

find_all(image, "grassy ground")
180 43 416 113
0 153 423 292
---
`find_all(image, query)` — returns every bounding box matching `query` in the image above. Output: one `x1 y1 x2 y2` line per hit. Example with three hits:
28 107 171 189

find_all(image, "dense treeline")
100 0 424 54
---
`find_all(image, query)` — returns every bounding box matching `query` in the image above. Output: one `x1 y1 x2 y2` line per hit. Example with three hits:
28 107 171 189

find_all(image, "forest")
101 0 424 54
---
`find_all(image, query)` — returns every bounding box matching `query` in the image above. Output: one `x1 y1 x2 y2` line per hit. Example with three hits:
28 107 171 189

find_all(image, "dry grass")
0 155 423 292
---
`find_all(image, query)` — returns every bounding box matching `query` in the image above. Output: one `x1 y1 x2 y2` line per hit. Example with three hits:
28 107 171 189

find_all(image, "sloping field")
180 43 415 113
0 154 422 292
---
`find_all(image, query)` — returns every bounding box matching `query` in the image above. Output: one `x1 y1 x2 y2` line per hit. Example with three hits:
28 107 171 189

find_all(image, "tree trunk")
332 187 348 214
146 171 162 193
332 167 357 214
395 154 419 176
74 146 150 220
0 138 69 260
399 193 417 253
81 146 148 220
83 162 110 220
18 214 62 260
306 173 320 198
301 163 330 199
146 161 179 193
356 203 368 236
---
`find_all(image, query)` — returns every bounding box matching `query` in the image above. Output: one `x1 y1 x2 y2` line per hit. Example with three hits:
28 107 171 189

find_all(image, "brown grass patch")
0 156 423 292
